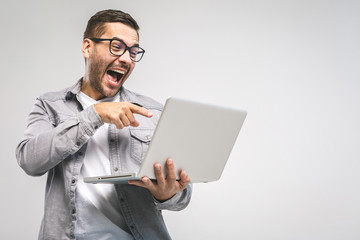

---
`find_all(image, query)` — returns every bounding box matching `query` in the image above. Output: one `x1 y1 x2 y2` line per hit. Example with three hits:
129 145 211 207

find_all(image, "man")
16 9 192 240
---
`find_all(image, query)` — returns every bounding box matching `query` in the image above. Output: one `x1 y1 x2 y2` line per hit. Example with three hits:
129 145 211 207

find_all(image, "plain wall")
1 0 359 239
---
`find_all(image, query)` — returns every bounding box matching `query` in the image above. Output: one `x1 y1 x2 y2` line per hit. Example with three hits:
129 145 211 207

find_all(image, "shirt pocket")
129 128 155 163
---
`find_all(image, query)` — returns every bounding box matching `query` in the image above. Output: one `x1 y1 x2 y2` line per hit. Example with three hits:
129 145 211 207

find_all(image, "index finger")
129 103 153 118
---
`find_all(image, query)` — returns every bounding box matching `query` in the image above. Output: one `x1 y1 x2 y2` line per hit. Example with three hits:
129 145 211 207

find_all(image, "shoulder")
37 87 69 102
37 81 80 102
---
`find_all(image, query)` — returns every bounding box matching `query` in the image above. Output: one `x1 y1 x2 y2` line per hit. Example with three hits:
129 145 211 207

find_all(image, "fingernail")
167 159 173 165
155 164 161 171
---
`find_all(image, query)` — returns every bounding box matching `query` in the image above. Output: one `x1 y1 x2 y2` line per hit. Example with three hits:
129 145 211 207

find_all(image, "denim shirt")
16 79 192 240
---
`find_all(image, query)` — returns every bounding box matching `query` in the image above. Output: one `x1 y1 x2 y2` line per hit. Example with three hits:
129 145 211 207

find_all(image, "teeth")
112 69 125 74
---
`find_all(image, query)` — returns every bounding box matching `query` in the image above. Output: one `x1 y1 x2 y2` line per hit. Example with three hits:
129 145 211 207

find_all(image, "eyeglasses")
89 38 145 62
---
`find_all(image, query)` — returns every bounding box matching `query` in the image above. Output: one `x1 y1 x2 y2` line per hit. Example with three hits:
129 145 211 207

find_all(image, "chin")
103 87 121 98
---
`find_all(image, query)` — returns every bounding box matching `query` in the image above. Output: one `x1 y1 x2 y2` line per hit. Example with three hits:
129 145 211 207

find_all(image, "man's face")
82 22 138 100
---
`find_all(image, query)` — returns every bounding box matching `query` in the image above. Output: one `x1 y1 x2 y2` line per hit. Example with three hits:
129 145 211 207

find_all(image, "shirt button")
76 141 81 147
72 208 76 214
78 152 83 156
94 125 98 129
114 167 118 172
72 179 76 184
65 92 72 100
145 135 150 140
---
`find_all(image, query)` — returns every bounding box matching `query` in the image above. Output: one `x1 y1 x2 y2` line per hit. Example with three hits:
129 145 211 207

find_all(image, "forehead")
102 22 139 45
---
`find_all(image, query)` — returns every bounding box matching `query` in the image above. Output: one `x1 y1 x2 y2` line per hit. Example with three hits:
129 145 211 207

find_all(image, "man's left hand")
128 158 190 201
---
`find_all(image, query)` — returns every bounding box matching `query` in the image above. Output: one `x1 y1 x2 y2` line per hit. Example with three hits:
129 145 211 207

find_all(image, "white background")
1 0 359 239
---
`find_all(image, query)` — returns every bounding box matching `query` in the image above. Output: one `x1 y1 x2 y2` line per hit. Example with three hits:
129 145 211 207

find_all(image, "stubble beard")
88 57 119 99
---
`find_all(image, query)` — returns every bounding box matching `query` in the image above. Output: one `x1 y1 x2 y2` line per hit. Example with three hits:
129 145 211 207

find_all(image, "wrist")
154 193 176 203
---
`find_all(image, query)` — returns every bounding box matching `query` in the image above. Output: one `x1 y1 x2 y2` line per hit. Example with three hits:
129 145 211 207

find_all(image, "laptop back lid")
138 97 247 183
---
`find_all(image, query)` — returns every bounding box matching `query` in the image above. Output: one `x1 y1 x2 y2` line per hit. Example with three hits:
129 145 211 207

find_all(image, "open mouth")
107 69 125 84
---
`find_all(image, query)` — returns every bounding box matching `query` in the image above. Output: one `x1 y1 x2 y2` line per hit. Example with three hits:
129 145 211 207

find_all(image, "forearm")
16 103 103 176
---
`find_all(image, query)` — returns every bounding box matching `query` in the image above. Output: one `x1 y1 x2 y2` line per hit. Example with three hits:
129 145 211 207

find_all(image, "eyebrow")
112 37 139 47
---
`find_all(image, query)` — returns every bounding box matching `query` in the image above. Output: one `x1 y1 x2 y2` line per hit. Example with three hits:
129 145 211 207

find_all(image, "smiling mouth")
107 69 125 83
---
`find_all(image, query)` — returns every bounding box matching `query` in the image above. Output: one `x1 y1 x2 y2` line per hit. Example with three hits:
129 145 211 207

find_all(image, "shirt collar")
65 78 124 101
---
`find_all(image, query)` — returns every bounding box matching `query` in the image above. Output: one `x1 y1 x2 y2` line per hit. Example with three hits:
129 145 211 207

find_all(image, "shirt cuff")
153 191 182 208
78 105 104 136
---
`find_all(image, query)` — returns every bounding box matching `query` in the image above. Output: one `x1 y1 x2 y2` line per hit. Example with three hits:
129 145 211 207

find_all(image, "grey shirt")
16 79 192 240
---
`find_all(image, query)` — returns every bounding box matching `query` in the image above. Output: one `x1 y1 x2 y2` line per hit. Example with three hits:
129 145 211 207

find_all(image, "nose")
118 50 132 65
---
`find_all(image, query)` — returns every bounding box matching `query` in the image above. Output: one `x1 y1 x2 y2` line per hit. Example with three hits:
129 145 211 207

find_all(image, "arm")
15 98 103 176
16 99 152 176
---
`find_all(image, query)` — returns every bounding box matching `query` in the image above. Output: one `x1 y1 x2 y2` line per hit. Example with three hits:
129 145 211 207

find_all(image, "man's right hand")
94 102 153 129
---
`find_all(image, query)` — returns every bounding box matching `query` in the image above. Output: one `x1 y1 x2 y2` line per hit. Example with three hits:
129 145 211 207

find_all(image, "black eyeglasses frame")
89 38 145 62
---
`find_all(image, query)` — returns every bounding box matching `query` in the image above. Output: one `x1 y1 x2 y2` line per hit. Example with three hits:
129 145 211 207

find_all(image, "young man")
16 9 192 240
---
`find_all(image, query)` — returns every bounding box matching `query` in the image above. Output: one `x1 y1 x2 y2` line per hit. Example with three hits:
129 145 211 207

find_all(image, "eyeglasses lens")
110 40 143 62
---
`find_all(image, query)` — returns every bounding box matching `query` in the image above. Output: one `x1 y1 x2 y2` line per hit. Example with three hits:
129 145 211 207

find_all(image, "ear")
82 39 92 59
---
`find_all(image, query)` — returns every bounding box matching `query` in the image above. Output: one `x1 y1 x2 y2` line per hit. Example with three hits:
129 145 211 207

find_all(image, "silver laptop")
84 97 247 184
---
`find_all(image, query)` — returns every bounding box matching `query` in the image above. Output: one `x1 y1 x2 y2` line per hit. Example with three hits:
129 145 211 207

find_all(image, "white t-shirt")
75 92 134 240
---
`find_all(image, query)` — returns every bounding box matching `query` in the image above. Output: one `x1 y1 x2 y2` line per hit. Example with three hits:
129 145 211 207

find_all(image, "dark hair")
83 9 139 39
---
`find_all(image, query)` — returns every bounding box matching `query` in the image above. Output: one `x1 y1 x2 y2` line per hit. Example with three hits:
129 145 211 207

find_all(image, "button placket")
108 124 121 174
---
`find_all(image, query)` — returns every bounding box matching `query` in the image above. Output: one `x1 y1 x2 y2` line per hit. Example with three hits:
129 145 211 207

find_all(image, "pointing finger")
129 103 153 118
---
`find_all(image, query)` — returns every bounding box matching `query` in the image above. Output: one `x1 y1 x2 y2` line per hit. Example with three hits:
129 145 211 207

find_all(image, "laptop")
84 97 247 184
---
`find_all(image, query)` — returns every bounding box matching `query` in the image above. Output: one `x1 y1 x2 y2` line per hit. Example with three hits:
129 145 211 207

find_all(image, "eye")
130 47 139 56
112 44 122 50
111 40 125 53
